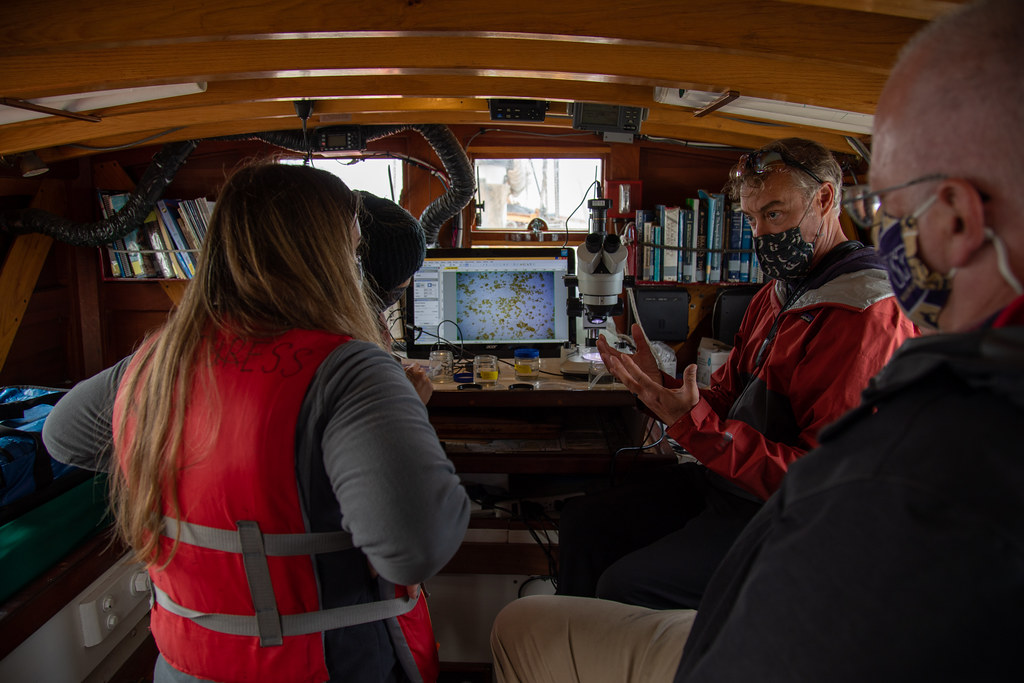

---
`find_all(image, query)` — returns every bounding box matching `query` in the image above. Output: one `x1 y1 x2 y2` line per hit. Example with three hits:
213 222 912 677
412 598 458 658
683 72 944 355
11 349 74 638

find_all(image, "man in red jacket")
556 137 916 610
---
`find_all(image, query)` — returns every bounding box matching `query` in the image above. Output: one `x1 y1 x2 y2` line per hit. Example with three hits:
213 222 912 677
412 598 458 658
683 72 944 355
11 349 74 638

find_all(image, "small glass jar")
513 348 540 380
428 349 454 383
473 354 500 384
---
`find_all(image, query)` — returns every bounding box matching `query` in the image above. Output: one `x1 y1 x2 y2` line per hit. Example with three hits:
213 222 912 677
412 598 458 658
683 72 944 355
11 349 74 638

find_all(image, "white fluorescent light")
654 87 873 135
0 82 208 126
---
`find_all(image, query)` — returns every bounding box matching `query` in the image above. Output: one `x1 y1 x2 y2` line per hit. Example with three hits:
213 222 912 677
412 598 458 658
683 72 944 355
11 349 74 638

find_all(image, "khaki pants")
490 595 696 683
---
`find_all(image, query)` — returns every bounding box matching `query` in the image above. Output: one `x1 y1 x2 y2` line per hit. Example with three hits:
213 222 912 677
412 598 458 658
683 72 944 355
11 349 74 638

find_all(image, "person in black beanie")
357 190 427 312
356 190 433 402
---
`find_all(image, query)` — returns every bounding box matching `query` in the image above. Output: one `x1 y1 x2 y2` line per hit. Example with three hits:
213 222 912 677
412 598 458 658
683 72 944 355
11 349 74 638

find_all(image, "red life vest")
114 328 439 683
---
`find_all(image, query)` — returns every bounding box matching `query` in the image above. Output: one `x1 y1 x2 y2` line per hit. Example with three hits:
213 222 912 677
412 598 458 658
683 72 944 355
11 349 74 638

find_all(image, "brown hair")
112 162 383 565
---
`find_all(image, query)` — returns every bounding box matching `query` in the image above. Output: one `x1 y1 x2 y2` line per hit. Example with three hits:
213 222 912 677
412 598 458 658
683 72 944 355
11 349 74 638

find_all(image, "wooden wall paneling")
71 244 103 379
0 180 61 376
0 271 71 386
99 283 175 367
64 157 103 381
159 281 187 307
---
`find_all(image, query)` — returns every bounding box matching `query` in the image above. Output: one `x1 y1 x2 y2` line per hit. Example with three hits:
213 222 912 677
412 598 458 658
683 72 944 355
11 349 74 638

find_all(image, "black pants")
556 462 762 609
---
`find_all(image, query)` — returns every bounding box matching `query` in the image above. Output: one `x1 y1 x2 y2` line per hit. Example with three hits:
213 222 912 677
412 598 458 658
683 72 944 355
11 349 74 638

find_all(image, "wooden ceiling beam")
0 89 857 160
0 1 919 160
0 36 890 112
776 0 969 21
2 0 924 69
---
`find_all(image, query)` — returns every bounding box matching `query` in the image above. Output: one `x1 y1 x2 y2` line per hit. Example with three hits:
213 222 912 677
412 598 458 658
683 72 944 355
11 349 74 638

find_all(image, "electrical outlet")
78 557 150 648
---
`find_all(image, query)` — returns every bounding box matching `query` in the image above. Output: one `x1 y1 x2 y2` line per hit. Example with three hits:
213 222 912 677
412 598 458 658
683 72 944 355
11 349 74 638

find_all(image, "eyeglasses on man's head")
730 150 825 185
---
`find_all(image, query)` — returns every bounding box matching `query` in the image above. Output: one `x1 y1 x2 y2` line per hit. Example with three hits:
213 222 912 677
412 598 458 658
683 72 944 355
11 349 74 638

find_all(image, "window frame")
469 150 608 244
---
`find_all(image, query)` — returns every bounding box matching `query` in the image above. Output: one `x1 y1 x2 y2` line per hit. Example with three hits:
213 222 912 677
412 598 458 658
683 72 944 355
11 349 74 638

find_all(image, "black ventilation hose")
220 124 475 246
363 124 475 246
3 122 474 248
0 140 198 247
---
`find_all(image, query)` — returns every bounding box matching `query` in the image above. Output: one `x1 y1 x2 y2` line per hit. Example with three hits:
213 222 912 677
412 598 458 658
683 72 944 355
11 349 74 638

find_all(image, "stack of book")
632 193 762 286
99 191 214 280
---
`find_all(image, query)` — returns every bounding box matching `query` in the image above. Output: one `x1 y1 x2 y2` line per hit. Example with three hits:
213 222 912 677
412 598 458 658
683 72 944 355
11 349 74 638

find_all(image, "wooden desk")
429 388 653 474
426 369 676 575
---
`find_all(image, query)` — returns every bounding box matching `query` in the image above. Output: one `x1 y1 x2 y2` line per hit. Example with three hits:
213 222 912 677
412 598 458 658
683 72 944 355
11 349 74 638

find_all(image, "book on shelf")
680 202 696 283
739 212 753 283
142 210 177 279
156 199 196 278
636 209 656 283
727 204 744 282
652 222 662 282
657 204 680 282
698 190 725 283
172 199 203 261
750 243 763 283
98 191 126 278
692 194 708 284
122 229 157 278
154 203 189 279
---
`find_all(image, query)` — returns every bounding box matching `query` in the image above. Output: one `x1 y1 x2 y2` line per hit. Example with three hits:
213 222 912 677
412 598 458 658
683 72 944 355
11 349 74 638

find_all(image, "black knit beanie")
357 191 426 305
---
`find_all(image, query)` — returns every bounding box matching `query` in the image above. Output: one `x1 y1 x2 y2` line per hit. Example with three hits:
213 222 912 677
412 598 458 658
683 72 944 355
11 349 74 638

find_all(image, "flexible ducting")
365 124 475 246
0 140 198 247
221 123 475 245
0 124 473 248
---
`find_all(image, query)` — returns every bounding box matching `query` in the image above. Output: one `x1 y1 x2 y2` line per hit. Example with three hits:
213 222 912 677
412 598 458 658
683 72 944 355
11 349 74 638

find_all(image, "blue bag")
0 386 86 518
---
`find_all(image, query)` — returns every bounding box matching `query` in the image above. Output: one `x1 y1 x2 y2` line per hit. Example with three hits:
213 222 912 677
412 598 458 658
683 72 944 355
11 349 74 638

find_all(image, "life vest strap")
162 516 354 556
156 517 416 646
237 520 284 646
152 584 418 639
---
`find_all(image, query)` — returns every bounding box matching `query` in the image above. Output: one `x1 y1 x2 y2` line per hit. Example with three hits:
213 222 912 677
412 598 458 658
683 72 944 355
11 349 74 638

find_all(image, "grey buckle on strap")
163 517 353 556
152 585 418 639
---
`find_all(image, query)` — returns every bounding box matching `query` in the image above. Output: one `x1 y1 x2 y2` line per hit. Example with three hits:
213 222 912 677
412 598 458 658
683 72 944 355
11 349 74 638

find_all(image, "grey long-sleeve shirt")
43 339 470 587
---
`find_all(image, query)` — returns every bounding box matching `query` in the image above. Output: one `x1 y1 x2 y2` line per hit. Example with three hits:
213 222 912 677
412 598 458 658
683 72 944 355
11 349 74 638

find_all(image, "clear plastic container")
473 354 500 384
428 349 454 383
513 348 540 380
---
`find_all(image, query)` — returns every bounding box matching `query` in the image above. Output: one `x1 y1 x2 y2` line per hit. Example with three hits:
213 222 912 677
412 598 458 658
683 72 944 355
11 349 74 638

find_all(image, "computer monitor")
404 247 576 359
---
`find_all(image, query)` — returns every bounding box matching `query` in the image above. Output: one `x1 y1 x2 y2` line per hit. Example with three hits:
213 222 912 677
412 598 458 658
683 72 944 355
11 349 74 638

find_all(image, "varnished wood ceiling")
0 0 968 162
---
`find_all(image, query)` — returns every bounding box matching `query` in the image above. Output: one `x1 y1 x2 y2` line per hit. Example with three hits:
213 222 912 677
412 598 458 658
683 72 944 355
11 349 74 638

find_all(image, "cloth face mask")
876 193 1023 331
754 223 821 283
752 194 825 283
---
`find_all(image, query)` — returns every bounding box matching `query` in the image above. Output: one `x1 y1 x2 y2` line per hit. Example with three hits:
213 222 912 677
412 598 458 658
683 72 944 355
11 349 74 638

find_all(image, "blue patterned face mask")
875 193 1023 331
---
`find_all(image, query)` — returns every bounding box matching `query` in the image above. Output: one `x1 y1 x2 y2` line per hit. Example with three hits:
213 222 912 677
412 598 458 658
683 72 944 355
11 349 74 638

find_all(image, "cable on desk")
405 321 470 360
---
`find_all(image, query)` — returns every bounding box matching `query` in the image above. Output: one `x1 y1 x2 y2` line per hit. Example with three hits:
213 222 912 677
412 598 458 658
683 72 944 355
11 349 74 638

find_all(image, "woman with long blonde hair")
44 162 469 683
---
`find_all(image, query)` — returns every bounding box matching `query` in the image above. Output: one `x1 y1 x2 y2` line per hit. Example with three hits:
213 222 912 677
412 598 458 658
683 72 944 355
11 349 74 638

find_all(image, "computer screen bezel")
403 246 577 359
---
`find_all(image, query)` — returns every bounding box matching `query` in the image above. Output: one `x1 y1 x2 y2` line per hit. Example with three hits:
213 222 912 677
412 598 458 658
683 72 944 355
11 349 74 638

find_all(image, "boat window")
280 157 405 201
473 157 602 233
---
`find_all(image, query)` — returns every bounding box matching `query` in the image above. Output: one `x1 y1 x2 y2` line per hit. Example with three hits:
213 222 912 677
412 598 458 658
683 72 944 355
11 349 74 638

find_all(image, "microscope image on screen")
455 271 557 341
404 247 575 359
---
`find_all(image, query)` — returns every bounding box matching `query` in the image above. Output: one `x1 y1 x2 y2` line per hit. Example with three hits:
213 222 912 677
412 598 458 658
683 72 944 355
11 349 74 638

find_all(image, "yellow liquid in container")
478 370 499 381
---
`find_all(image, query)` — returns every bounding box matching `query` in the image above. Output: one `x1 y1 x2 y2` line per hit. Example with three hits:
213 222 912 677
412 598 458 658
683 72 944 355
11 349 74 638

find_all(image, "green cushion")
0 474 112 604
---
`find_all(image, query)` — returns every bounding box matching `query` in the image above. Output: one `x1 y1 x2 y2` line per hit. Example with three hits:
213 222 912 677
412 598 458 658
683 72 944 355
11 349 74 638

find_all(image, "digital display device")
404 247 576 359
569 103 648 134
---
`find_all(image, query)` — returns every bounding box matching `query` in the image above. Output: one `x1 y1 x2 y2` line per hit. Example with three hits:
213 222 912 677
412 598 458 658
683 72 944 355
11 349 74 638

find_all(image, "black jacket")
676 323 1024 682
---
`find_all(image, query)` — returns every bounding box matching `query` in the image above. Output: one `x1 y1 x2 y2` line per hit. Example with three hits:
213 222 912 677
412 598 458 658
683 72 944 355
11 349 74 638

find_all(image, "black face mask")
754 225 817 282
